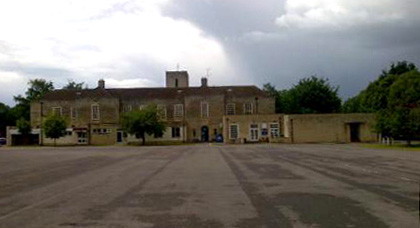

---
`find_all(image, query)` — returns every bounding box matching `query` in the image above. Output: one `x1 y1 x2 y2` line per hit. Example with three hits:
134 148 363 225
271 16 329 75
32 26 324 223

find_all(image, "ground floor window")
172 127 181 138
93 128 112 134
230 124 239 139
270 123 279 138
77 132 87 144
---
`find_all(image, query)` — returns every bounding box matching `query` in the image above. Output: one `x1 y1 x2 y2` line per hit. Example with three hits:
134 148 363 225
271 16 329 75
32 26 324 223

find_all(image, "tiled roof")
42 88 114 101
41 86 269 101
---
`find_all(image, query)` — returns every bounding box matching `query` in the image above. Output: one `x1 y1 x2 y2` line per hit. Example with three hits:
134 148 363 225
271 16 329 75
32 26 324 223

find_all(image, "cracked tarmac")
0 144 418 228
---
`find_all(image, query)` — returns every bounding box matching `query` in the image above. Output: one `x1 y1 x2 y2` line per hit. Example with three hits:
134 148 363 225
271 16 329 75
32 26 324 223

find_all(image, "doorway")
349 123 361 142
77 132 88 144
117 131 123 143
249 124 259 142
201 126 209 142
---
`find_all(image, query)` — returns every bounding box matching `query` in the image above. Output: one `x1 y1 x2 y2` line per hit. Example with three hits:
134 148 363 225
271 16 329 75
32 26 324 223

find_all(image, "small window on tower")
175 78 179 88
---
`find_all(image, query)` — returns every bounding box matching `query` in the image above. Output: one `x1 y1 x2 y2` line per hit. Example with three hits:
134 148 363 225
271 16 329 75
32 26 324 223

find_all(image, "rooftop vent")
98 79 105 89
201 77 208 87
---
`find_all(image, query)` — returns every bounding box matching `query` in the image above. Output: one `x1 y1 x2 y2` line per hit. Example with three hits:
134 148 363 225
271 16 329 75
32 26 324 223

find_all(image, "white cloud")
0 0 236 104
276 0 420 29
0 71 27 105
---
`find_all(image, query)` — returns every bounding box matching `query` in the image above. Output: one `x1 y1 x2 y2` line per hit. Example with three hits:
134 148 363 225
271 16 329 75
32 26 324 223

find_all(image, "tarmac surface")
0 144 418 228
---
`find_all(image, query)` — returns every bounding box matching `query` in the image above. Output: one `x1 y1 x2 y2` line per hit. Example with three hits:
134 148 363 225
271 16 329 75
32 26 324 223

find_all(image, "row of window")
50 101 255 121
226 103 253 115
92 128 112 134
51 105 99 121
229 123 279 139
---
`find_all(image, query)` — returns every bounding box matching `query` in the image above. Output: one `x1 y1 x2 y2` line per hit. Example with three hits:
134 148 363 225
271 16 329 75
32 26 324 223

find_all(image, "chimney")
98 79 105 89
201 77 208 87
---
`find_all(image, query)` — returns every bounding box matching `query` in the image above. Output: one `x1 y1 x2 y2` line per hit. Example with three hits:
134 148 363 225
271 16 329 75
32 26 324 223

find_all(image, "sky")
1 0 419 105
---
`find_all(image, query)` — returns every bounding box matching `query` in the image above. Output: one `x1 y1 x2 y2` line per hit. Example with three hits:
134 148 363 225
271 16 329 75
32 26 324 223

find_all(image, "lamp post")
255 97 259 114
40 101 43 146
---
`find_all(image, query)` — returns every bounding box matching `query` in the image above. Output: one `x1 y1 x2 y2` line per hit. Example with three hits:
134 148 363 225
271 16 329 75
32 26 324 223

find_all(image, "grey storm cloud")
1 0 420 106
163 0 420 98
0 61 75 80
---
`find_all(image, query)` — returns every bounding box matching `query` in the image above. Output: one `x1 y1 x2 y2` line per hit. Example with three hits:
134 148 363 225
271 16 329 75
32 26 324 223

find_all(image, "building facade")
223 113 377 144
29 71 275 145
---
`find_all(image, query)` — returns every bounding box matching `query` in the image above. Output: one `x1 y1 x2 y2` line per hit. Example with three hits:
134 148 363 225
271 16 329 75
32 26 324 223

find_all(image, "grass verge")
360 143 420 152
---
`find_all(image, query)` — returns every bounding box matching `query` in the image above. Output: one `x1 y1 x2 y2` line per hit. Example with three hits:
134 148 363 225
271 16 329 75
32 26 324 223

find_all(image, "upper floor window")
201 102 209 118
52 107 62 116
226 103 235 115
70 107 77 119
123 105 132 112
91 104 100 120
174 104 184 118
244 103 253 115
157 105 167 120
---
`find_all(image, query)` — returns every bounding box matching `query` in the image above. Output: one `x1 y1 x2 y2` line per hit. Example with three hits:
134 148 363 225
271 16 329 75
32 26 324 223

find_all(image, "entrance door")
201 126 209 142
349 123 360 142
250 124 259 142
117 131 123 143
77 132 88 144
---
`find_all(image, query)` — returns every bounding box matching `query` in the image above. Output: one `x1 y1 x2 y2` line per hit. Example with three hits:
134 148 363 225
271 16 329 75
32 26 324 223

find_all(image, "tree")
121 105 166 145
285 76 341 114
43 115 67 146
19 79 54 102
12 79 54 121
375 70 420 145
384 61 417 77
0 102 10 137
342 95 364 113
263 77 341 114
343 61 417 113
263 83 282 113
16 118 31 135
63 80 86 90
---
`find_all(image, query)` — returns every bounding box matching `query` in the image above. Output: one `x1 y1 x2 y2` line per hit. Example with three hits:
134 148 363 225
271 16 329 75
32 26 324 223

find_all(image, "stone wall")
283 113 377 143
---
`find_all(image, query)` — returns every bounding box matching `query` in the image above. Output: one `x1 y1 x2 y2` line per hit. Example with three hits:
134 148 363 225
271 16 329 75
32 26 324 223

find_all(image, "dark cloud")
163 0 420 99
0 61 75 81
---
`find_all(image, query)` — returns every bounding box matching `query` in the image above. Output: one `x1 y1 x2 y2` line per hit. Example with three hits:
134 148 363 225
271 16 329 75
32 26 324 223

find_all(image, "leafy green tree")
0 103 12 137
375 70 420 145
43 115 67 146
63 80 86 90
342 95 364 113
121 105 166 145
15 79 54 103
262 83 278 98
286 76 341 114
9 103 30 123
16 118 31 135
388 70 420 108
12 79 54 121
263 77 341 114
263 83 283 113
343 61 417 113
383 61 417 77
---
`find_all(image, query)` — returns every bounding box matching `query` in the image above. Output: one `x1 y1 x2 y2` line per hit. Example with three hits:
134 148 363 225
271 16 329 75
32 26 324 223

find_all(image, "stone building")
223 113 377 144
29 71 275 145
11 70 378 146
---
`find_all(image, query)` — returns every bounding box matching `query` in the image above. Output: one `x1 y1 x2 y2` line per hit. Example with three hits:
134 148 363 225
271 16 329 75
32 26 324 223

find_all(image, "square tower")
166 71 189 88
